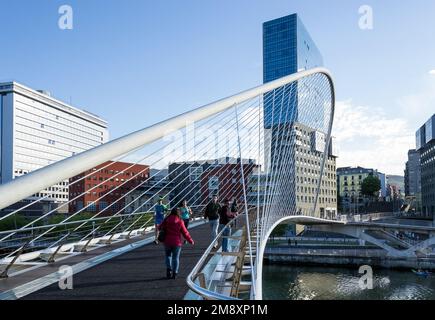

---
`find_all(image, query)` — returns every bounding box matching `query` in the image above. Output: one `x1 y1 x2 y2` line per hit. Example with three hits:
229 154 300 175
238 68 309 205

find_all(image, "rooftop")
0 81 108 128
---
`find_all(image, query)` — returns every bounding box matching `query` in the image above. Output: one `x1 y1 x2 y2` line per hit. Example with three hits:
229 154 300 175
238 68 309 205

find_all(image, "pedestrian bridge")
0 68 434 300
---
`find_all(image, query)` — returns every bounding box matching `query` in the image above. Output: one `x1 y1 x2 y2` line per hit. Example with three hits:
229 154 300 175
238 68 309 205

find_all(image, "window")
87 201 96 212
190 167 203 181
208 176 219 191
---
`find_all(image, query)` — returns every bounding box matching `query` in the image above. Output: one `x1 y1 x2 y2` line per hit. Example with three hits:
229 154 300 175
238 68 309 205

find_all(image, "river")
262 264 435 300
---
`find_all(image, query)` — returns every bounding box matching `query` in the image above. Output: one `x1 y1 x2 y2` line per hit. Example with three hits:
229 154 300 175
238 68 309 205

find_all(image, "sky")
0 0 434 175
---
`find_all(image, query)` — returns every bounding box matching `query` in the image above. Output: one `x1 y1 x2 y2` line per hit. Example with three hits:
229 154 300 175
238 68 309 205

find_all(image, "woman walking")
179 200 193 229
159 208 194 279
154 197 168 245
179 200 193 244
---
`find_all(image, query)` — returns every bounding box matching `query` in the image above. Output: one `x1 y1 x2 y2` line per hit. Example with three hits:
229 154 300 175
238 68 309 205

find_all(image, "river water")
262 265 435 300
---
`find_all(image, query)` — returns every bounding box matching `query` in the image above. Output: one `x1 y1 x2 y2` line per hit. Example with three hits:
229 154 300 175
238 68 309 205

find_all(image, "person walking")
204 195 221 249
159 208 194 279
154 197 168 244
219 199 235 252
179 200 193 244
230 198 239 228
179 200 193 229
230 198 239 215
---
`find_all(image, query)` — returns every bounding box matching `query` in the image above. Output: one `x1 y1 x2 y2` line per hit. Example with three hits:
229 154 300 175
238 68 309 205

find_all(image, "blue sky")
1 0 434 175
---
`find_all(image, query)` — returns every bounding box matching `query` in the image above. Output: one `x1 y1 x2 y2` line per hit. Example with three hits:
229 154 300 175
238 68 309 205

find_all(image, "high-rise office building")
0 81 109 204
263 13 324 128
416 114 435 219
262 14 336 218
263 14 323 85
404 149 421 197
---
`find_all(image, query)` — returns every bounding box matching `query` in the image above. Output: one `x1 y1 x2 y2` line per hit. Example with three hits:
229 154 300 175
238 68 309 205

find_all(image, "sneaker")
213 243 219 249
172 273 177 279
154 240 159 245
166 269 172 279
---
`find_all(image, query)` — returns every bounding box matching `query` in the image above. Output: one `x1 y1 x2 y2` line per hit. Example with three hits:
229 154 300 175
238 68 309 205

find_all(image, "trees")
0 215 28 232
361 175 381 201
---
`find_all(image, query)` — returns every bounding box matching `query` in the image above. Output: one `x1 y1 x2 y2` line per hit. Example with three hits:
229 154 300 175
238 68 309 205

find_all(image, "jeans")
209 219 219 243
219 224 231 252
165 246 181 274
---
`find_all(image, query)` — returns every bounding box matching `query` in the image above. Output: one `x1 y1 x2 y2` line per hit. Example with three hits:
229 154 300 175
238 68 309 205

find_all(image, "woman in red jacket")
159 207 194 279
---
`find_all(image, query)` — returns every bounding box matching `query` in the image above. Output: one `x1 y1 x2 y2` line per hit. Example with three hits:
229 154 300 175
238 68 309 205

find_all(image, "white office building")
0 81 109 203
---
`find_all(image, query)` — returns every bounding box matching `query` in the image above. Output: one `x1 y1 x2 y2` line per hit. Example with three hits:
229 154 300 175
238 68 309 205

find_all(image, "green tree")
0 215 28 232
361 175 381 200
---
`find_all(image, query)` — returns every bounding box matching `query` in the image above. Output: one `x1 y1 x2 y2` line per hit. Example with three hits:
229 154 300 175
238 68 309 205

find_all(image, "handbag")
158 229 166 242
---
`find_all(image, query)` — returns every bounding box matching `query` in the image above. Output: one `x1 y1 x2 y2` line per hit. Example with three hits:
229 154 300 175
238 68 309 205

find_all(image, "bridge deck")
22 223 210 300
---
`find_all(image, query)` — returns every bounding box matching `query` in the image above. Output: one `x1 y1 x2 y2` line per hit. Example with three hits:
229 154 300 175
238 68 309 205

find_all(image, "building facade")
69 161 149 215
404 149 421 197
125 175 173 214
200 160 258 204
294 123 337 218
386 175 405 200
337 167 386 213
168 161 213 209
416 114 435 218
169 158 257 208
0 81 109 204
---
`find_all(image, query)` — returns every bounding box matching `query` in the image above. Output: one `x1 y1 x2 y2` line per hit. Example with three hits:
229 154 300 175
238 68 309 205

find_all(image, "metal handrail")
0 204 208 238
186 213 248 300
0 207 206 257
0 211 154 236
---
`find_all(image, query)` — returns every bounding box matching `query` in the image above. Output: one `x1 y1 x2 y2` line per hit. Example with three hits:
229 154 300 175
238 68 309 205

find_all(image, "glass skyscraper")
262 14 337 219
263 13 323 83
263 14 324 128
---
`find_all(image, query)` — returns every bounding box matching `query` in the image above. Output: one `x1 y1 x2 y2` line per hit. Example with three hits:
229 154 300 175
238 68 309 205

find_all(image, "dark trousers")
183 219 190 229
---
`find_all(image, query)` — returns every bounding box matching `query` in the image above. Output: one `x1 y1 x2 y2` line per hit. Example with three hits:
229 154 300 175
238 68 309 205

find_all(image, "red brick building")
200 161 258 203
69 161 150 215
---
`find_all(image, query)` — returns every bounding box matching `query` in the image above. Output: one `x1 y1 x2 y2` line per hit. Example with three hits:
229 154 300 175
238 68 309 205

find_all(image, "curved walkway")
23 223 210 300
